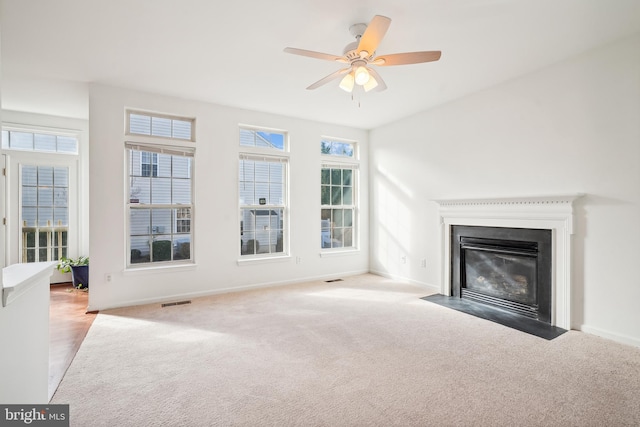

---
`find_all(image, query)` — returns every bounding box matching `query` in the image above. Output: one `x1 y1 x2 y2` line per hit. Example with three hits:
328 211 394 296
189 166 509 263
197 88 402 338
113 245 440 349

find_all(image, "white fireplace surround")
434 195 583 330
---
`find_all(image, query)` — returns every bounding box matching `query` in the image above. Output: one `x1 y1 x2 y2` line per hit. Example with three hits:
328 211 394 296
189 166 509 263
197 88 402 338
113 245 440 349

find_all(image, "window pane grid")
321 166 356 250
239 156 286 256
128 112 194 141
239 128 285 151
3 130 78 154
128 148 193 265
321 139 355 158
21 165 69 262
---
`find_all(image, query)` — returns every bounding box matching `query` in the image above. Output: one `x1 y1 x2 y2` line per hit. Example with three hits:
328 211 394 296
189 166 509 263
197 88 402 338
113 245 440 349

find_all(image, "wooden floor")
49 283 97 401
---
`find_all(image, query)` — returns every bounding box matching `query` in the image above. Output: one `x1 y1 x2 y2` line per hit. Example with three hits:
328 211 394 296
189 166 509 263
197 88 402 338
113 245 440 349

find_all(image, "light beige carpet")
52 274 640 426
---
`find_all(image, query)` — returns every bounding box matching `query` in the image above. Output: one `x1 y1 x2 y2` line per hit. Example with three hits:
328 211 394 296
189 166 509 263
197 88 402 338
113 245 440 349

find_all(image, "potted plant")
56 256 90 289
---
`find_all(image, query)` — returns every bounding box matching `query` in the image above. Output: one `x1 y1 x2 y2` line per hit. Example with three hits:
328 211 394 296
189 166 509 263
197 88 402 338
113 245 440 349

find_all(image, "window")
239 127 288 257
127 144 194 265
2 129 78 154
240 128 285 151
127 111 194 141
321 138 358 250
321 166 357 249
321 139 355 158
21 166 69 262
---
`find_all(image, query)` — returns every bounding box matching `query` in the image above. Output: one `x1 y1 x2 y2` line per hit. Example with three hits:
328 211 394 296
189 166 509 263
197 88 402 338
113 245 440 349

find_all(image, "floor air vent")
161 300 191 308
325 279 343 283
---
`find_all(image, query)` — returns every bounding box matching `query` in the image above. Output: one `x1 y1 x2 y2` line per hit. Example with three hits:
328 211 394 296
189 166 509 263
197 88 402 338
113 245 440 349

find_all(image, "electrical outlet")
105 273 112 282
401 255 407 264
421 259 427 268
296 256 302 264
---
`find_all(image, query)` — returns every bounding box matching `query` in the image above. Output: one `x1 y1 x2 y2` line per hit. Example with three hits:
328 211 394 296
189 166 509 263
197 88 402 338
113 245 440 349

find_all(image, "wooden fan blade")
374 51 441 66
367 67 387 92
306 67 351 90
357 15 391 56
284 47 347 63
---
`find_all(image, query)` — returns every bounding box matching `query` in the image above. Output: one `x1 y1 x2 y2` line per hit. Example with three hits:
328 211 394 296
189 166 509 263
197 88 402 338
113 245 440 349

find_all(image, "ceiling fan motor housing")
344 23 372 59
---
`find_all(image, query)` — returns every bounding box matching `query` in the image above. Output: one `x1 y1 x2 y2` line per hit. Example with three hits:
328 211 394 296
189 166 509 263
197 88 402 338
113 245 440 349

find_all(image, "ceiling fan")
284 15 441 93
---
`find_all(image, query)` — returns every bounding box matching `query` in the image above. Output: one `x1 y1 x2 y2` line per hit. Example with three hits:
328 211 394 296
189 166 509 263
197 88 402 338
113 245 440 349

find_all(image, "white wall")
88 84 369 311
369 33 640 347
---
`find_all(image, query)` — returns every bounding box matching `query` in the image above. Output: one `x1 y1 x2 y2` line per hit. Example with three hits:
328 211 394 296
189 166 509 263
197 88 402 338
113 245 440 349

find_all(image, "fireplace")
429 195 582 334
451 225 552 323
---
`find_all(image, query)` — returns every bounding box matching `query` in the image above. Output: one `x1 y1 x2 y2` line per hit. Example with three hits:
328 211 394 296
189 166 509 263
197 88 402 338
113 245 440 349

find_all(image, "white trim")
126 110 195 142
580 324 640 349
433 194 583 330
125 144 195 268
236 255 291 266
319 249 360 258
320 136 358 160
123 262 197 275
2 122 83 137
370 268 440 294
238 154 289 259
88 269 370 312
124 141 195 157
238 125 289 153
321 164 359 252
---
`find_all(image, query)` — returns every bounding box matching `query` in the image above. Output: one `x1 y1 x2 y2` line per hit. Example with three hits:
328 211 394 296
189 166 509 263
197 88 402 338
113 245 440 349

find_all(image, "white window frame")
1 124 82 268
19 164 71 263
2 124 80 154
126 110 195 142
126 142 195 268
320 138 357 159
320 137 359 254
125 110 196 269
238 126 289 262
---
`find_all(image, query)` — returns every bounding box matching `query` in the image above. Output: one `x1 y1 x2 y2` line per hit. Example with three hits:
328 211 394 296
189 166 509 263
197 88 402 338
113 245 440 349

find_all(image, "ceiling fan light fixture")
354 66 370 85
363 75 379 92
339 72 355 92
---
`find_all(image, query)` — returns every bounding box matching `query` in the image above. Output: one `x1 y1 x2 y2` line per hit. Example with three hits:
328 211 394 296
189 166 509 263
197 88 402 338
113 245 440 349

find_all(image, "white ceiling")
1 0 639 129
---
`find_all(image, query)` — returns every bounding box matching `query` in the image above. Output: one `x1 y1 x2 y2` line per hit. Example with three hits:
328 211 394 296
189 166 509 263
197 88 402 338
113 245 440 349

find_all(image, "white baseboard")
91 269 371 312
580 324 640 349
369 269 440 294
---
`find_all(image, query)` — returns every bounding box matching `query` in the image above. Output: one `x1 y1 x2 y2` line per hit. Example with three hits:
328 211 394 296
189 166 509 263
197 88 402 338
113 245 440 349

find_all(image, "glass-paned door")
20 165 69 262
6 154 78 276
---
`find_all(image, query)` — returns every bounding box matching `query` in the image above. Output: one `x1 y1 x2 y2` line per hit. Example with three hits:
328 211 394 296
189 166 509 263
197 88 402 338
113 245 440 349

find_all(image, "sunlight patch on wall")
374 166 412 273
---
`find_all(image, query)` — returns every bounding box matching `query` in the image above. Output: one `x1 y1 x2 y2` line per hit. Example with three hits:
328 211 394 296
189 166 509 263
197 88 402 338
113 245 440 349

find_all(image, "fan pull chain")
351 89 362 108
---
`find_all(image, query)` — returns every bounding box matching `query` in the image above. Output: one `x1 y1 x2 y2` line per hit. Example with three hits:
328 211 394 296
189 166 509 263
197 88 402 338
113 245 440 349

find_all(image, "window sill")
124 262 197 275
237 255 291 266
319 249 360 258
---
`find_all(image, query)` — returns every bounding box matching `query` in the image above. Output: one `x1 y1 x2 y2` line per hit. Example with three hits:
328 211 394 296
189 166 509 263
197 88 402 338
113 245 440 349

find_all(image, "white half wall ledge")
2 261 58 307
433 194 584 331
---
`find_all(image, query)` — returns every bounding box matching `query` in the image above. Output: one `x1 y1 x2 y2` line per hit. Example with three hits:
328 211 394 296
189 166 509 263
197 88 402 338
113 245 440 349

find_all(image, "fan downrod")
343 23 368 57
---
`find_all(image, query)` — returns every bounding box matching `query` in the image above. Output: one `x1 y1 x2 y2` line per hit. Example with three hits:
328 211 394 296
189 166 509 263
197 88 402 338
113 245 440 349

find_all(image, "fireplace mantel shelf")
433 194 583 207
